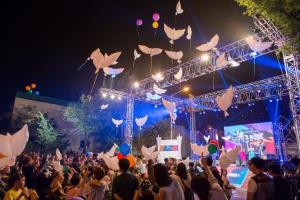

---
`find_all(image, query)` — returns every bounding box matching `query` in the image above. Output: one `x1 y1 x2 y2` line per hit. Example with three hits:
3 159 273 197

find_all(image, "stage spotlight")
133 82 139 88
269 99 273 102
179 110 182 114
110 94 115 99
118 96 122 100
252 103 255 106
183 86 190 92
235 105 238 109
174 109 178 112
201 54 210 62
203 111 206 114
155 72 163 80
276 99 279 101
154 105 158 108
257 89 261 93
234 95 238 98
102 93 107 98
250 52 257 57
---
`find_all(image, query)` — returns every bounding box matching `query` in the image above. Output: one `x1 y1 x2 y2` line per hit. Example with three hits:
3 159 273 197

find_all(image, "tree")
35 112 59 152
235 0 300 52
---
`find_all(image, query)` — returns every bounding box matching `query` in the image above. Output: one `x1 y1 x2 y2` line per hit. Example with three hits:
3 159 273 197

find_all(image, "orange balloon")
31 83 37 89
0 152 6 159
25 85 31 91
152 21 159 29
126 154 135 168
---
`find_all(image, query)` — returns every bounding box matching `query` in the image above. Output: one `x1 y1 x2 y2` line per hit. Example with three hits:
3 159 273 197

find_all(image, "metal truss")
134 35 276 96
191 75 288 109
124 98 134 144
189 111 196 158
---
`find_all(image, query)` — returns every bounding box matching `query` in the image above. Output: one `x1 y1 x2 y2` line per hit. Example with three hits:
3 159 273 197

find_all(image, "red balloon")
25 85 31 91
209 140 219 147
117 152 126 160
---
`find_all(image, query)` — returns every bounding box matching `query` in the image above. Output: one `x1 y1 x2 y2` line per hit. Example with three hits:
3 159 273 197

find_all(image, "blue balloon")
34 91 40 95
86 152 93 158
119 143 131 156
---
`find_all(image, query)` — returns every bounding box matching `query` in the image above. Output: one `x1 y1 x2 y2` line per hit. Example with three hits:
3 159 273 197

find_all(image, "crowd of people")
0 150 300 200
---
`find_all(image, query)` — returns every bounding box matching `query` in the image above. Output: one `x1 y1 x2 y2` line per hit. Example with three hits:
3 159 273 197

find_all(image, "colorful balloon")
152 21 159 29
136 19 143 26
25 85 31 91
208 144 217 154
126 154 136 168
152 13 160 21
31 83 37 89
119 143 131 156
117 152 126 160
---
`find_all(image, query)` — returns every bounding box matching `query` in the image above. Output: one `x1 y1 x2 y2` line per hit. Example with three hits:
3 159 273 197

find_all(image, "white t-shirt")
247 178 257 193
193 180 228 200
159 177 185 200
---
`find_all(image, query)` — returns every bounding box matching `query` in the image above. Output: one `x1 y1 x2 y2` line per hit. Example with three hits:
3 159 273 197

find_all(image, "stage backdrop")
224 122 276 157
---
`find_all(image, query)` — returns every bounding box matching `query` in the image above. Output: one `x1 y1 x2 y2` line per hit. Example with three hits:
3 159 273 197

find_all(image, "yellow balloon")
152 21 159 29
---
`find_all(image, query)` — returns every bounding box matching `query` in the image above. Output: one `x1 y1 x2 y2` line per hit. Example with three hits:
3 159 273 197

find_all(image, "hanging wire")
77 58 90 71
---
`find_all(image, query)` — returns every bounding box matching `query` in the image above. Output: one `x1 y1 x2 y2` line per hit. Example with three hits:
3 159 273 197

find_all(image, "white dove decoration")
112 118 123 127
174 67 183 80
105 143 118 157
219 145 241 169
103 67 124 76
90 49 122 73
102 155 120 171
152 73 164 82
100 104 109 110
216 53 230 69
138 45 163 57
175 1 184 15
190 143 210 157
165 50 183 63
135 115 148 130
186 25 192 40
0 125 29 169
162 99 176 113
228 55 240 67
203 135 210 144
246 34 273 53
56 148 62 161
153 84 167 94
141 145 159 161
216 86 234 117
196 34 219 52
222 135 231 141
134 49 141 60
146 92 162 101
164 24 185 45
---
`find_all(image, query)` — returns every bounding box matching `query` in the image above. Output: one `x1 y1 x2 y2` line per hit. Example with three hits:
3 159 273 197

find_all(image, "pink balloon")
136 19 143 26
152 13 160 21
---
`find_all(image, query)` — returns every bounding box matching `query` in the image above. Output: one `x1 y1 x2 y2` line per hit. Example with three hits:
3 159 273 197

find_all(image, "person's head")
141 173 148 179
268 162 282 176
70 174 81 186
148 159 154 166
176 163 188 180
93 166 105 180
248 157 265 174
191 174 210 200
189 162 194 169
205 157 213 167
153 163 171 187
119 159 130 173
8 173 25 189
221 168 228 176
164 158 169 165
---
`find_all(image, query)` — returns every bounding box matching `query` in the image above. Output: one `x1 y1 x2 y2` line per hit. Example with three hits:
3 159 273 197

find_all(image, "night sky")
0 0 285 128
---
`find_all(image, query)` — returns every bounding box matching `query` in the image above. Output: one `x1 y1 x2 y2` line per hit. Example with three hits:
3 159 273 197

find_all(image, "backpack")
180 177 194 200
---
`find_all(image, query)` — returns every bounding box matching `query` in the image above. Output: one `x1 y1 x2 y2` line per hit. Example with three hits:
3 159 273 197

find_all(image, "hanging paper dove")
175 1 184 15
112 118 123 127
56 148 62 161
216 86 234 117
103 67 124 76
0 125 29 169
216 134 219 141
222 135 231 141
219 145 241 169
164 23 185 45
165 50 183 63
100 104 109 110
246 34 273 53
203 135 210 144
162 99 176 113
190 143 210 157
196 34 219 52
138 45 163 72
152 73 164 82
186 25 192 49
174 67 183 80
146 92 162 101
228 55 240 67
216 53 231 69
170 112 177 123
141 145 159 161
133 49 141 68
102 155 120 171
135 115 148 130
104 53 118 65
90 49 122 73
153 84 167 94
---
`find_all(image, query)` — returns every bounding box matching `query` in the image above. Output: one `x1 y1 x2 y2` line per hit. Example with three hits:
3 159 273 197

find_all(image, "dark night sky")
0 0 280 119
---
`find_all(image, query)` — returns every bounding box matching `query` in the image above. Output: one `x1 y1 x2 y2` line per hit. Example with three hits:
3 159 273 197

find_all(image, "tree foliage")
235 0 300 52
